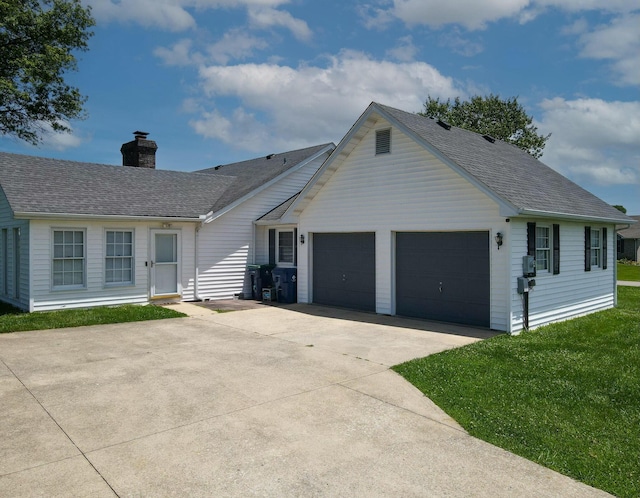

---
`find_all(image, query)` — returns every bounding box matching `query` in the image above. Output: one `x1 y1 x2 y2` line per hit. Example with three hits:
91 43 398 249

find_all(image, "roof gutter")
13 211 204 222
515 208 637 225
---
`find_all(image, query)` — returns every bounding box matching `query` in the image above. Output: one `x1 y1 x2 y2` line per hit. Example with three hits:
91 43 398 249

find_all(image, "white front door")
150 231 180 297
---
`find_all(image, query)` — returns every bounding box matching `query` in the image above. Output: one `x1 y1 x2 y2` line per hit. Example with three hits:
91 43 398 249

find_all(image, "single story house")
617 216 640 261
0 134 334 311
271 102 634 333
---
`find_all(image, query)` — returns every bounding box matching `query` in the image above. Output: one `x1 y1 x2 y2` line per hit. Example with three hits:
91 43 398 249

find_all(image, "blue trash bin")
272 267 297 303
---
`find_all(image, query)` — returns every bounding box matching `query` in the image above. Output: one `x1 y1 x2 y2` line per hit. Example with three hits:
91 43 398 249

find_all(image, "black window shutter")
553 224 560 275
584 226 591 272
527 222 536 256
602 227 607 270
268 229 276 265
294 228 298 266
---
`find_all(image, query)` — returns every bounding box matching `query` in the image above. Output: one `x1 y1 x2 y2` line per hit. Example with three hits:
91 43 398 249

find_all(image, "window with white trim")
52 230 85 288
106 230 134 285
591 228 601 267
535 226 550 272
277 230 294 264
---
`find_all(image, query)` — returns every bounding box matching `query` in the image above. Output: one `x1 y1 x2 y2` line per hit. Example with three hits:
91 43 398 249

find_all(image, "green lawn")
0 304 186 333
393 286 640 498
618 261 640 281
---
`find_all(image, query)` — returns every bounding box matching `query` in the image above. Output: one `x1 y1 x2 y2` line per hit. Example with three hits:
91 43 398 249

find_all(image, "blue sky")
2 0 639 214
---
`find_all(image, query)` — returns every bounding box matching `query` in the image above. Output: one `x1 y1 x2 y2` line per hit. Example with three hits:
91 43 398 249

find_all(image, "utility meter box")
517 277 537 294
522 255 536 277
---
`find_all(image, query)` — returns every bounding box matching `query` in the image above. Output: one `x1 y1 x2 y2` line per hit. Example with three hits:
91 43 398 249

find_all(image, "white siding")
0 188 30 310
197 154 328 300
509 219 616 332
29 219 196 311
297 118 510 330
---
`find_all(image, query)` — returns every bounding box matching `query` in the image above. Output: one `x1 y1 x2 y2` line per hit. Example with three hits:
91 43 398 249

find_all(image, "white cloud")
206 29 269 64
38 121 84 150
190 50 464 151
85 0 301 32
574 14 640 86
438 28 483 56
87 0 197 31
247 7 313 41
386 36 418 62
365 0 640 30
387 0 530 30
537 98 640 186
154 39 202 66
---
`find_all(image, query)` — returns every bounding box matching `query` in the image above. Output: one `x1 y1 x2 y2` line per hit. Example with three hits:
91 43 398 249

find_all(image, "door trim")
149 229 182 299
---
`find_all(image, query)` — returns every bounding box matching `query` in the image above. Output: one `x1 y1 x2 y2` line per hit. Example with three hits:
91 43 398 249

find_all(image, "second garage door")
312 232 375 312
396 232 490 327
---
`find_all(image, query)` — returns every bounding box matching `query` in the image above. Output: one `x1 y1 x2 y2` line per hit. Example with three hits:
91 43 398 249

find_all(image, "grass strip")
617 262 640 282
393 286 640 497
0 304 186 333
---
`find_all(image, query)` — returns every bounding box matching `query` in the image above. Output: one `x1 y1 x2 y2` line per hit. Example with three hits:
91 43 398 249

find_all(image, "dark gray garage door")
313 232 375 312
396 232 489 327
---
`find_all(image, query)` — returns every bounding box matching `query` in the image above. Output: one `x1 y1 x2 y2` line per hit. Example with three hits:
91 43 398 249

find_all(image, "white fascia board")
13 211 202 222
515 209 636 225
204 144 335 224
282 105 378 221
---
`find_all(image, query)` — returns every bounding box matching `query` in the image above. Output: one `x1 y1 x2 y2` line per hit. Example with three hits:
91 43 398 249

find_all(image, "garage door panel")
313 233 375 312
396 232 489 327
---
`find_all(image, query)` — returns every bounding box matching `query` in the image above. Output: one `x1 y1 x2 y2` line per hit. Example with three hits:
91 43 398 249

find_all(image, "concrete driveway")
0 304 609 497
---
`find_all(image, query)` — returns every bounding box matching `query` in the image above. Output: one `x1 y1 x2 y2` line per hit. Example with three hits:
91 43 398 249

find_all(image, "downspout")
251 221 256 265
194 222 202 301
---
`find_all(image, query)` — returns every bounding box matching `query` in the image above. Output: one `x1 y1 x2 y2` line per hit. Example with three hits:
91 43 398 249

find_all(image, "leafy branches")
0 0 95 144
419 94 550 158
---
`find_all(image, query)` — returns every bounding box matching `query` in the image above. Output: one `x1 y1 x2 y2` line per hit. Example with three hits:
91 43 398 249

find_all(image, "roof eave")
13 211 204 222
515 209 636 225
204 143 335 224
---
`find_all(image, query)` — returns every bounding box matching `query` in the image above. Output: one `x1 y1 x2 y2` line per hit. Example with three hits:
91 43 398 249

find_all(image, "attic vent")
436 119 451 130
482 134 496 143
214 165 222 170
266 154 275 159
375 128 391 155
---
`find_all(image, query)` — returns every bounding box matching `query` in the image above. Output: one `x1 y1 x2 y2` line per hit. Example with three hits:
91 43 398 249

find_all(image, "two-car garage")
311 231 490 328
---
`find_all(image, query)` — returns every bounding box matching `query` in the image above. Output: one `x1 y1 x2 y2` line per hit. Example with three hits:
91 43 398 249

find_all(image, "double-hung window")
277 230 294 264
590 228 601 267
535 226 550 272
53 230 85 288
105 230 134 285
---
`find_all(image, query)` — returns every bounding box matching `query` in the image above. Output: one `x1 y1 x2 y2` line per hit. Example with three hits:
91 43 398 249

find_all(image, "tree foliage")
613 205 627 214
0 0 94 145
419 94 550 158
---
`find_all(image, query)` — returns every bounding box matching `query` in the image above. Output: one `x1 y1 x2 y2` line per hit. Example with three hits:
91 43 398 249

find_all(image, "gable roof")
286 102 633 225
197 143 334 215
618 216 640 238
0 143 333 220
0 152 235 219
256 193 299 223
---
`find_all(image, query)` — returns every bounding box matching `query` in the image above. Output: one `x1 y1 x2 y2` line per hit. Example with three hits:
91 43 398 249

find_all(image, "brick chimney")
120 131 158 168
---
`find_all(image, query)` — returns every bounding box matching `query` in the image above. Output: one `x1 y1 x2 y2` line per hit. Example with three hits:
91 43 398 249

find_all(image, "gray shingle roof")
618 216 640 238
197 143 333 213
0 152 235 218
0 143 332 219
376 103 633 223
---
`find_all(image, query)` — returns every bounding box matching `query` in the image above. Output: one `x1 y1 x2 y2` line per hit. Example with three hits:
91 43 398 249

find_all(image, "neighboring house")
0 134 334 311
617 216 640 261
276 102 634 333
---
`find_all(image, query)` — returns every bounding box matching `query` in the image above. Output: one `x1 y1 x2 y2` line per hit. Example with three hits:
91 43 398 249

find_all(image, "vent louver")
376 128 391 155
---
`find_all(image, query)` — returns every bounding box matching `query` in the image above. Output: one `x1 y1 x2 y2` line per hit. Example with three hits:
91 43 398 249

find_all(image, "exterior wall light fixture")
495 232 503 249
300 234 305 244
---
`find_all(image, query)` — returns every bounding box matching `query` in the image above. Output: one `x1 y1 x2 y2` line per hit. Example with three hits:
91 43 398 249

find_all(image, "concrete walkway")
0 306 610 497
618 280 640 287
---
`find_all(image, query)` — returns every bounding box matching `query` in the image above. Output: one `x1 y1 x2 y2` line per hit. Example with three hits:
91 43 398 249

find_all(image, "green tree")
613 205 627 214
0 0 94 145
420 94 550 158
